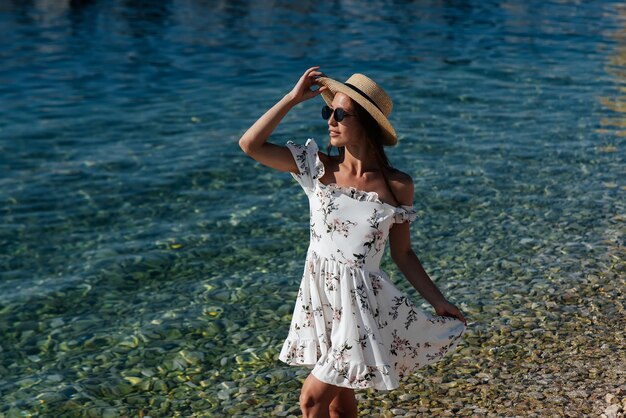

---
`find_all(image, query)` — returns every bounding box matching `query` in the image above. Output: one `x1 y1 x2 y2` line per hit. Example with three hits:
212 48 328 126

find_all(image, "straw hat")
315 73 397 146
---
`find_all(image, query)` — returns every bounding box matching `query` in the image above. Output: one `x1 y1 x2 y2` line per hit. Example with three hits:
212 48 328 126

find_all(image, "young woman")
239 67 466 418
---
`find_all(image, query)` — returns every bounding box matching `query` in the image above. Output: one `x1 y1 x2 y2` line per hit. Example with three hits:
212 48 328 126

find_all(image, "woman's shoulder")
300 138 331 172
317 148 331 164
387 168 414 205
388 168 412 184
315 145 336 169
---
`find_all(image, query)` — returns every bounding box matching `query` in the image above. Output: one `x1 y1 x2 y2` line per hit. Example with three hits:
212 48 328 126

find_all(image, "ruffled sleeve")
393 205 419 224
285 138 325 192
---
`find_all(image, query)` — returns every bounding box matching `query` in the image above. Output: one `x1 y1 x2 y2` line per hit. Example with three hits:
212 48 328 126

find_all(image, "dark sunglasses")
321 105 356 122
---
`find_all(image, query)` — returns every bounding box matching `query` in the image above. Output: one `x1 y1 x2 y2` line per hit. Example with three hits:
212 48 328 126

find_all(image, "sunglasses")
321 105 356 122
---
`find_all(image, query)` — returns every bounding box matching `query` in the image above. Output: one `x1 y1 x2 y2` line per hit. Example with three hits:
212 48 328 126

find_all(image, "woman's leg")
329 387 358 418
299 372 344 418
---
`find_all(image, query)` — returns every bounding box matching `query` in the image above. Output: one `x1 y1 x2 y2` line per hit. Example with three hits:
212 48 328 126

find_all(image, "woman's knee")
300 389 332 418
299 373 341 414
299 390 316 408
329 389 358 418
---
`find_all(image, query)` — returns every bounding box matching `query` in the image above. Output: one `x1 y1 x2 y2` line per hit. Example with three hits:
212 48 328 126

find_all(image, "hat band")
344 83 383 113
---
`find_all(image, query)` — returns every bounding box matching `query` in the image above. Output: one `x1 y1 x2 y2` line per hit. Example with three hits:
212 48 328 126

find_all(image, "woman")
239 67 466 418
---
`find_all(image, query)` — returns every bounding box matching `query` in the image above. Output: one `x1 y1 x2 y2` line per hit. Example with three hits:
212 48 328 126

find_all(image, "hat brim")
315 77 397 146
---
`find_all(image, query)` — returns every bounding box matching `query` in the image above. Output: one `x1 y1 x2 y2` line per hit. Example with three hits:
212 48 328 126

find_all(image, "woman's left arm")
388 177 466 324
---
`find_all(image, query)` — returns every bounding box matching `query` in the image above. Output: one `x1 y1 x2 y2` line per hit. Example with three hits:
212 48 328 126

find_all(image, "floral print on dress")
278 138 466 391
369 273 384 296
363 208 386 254
325 219 353 240
323 270 337 292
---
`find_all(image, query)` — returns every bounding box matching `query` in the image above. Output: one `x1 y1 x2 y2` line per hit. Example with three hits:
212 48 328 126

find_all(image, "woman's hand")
433 300 467 325
287 66 327 105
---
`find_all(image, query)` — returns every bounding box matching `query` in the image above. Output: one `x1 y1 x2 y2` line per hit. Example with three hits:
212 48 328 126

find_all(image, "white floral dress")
278 138 466 391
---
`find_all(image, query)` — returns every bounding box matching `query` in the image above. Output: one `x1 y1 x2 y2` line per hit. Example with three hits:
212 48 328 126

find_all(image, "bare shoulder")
317 149 334 178
317 149 331 165
387 169 414 205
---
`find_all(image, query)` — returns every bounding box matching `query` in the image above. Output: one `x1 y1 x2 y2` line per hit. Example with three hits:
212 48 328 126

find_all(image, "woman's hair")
326 100 401 206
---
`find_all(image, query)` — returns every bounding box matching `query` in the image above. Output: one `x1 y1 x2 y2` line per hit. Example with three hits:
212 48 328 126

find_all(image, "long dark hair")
326 101 400 206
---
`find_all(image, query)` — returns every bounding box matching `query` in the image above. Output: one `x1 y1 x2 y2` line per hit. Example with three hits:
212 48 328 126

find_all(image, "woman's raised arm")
238 66 327 173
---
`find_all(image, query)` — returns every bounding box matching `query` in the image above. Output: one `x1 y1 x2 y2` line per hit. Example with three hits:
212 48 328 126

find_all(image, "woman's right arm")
238 66 326 173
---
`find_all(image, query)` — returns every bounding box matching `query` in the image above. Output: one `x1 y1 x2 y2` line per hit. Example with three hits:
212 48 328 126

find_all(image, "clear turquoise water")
0 0 624 416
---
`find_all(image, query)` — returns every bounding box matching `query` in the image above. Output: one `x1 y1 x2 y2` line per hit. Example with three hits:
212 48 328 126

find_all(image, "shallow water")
0 0 624 416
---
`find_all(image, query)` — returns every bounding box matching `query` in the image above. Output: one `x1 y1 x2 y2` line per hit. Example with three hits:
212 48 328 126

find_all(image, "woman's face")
327 93 367 147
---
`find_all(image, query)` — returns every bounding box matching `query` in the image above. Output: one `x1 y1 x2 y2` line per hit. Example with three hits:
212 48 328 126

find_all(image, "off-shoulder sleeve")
393 205 419 224
285 138 325 192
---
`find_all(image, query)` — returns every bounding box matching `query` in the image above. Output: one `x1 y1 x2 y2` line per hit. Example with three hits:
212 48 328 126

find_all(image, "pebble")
50 318 65 328
217 389 232 401
102 409 117 418
604 404 621 418
528 392 545 400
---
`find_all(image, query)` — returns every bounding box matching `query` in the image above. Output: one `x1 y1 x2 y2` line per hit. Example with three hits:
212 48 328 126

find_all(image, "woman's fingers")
446 305 465 324
456 310 467 325
289 66 327 104
290 67 327 103
306 67 326 80
306 71 324 86
308 85 327 99
452 307 467 325
435 301 467 325
303 66 321 80
297 67 319 87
